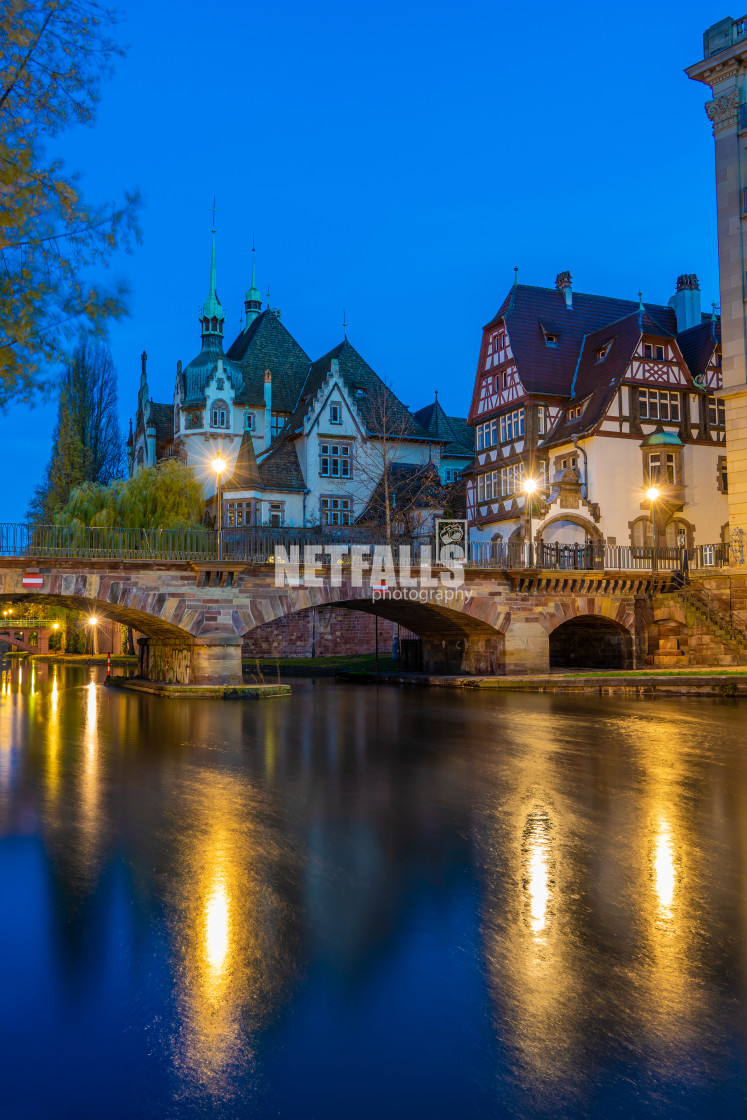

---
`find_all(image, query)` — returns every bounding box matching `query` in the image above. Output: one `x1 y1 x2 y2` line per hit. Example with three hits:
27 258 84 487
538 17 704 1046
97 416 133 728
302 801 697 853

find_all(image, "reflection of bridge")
0 523 739 683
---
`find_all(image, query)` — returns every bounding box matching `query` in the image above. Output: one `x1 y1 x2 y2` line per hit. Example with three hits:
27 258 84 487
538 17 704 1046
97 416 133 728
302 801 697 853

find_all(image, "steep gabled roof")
412 399 474 457
149 402 174 445
225 310 311 413
289 338 432 439
676 318 721 383
542 312 643 446
483 283 680 396
257 438 306 491
224 429 261 490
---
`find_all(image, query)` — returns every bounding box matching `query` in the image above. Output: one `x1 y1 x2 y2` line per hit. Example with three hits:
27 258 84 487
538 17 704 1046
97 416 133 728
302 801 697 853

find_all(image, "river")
0 660 746 1118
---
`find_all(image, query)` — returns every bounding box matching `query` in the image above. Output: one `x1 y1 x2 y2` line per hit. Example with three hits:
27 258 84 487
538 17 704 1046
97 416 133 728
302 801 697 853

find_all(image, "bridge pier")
419 636 504 676
137 636 244 686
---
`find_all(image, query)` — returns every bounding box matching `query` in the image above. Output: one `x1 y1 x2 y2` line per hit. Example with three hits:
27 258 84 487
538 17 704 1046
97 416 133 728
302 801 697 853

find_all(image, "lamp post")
646 486 660 579
212 455 226 561
523 477 538 568
87 615 99 656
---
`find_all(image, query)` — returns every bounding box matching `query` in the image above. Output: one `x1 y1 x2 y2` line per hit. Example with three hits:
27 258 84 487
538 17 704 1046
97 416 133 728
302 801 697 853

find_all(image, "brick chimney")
668 274 701 333
556 270 573 309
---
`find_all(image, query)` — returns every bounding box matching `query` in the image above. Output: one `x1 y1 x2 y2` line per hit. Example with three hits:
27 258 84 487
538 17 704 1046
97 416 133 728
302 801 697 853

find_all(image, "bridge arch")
548 614 634 671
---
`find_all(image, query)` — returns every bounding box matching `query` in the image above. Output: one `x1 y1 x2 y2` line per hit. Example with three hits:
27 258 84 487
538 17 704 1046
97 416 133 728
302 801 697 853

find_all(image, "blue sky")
1 0 722 520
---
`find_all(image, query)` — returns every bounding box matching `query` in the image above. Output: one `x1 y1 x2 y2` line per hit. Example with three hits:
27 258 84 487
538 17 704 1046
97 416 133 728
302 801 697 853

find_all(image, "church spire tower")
244 237 262 327
687 16 747 567
200 216 225 349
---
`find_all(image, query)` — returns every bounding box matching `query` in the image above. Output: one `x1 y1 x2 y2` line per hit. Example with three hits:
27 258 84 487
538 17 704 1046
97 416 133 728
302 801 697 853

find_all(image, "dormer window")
354 386 366 397
567 404 583 420
596 343 612 363
329 402 342 424
656 345 665 360
544 333 558 346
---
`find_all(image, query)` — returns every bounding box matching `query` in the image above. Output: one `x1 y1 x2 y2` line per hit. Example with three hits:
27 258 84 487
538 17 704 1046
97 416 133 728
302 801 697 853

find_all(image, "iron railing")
0 522 733 573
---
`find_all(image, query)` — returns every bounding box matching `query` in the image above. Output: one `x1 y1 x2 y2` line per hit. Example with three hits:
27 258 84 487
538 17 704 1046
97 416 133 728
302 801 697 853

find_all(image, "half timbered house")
466 272 728 551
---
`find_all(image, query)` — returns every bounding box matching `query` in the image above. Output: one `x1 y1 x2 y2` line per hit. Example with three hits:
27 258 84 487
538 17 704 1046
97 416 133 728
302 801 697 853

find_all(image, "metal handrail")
0 522 733 573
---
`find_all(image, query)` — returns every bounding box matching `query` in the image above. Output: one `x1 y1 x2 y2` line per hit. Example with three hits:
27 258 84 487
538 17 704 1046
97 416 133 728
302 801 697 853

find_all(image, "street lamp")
523 477 538 567
212 455 226 562
87 615 99 656
646 486 660 577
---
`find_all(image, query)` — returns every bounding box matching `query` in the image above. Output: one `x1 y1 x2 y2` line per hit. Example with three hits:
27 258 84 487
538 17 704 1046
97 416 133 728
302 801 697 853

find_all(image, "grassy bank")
243 654 397 677
29 654 138 666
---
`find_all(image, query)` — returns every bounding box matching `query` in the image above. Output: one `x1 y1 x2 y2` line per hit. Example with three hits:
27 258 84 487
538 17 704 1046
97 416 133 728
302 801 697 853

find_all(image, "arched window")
631 517 654 548
665 520 690 549
211 400 229 429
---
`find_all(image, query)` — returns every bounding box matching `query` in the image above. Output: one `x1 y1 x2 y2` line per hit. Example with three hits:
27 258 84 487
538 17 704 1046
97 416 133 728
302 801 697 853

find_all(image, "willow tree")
55 458 206 530
0 0 140 405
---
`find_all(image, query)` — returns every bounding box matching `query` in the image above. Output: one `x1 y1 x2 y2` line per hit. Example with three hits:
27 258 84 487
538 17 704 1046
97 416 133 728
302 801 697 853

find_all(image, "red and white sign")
372 581 388 592
22 574 44 587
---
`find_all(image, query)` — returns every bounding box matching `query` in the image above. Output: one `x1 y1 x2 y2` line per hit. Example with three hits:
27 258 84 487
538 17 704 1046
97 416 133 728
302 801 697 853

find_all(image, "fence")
0 522 732 573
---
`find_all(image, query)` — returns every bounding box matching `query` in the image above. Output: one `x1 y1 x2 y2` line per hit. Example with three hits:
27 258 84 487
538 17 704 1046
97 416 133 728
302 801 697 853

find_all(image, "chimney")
668 274 701 333
264 368 272 449
556 271 573 309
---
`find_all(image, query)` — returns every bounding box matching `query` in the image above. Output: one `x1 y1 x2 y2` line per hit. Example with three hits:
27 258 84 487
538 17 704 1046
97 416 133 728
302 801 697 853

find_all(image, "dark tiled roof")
149 402 174 445
543 313 643 446
357 462 445 524
483 283 680 397
412 399 474 457
225 310 311 412
676 319 720 384
180 337 245 407
291 339 432 439
224 430 261 490
257 438 306 491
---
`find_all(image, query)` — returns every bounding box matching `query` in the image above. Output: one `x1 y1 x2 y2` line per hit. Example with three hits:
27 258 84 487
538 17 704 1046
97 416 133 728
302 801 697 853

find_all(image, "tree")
353 378 445 544
53 457 206 530
0 0 140 405
27 334 124 522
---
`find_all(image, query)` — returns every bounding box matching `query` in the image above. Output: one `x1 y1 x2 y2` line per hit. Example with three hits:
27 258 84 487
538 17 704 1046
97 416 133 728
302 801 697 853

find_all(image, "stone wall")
241 607 404 658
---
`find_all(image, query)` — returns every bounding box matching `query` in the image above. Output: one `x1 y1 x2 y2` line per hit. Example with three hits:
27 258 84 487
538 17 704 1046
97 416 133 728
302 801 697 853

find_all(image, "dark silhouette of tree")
27 334 124 521
0 0 141 405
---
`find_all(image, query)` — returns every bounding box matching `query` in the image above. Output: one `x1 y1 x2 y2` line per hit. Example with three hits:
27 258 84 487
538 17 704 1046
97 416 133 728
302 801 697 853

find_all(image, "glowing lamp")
646 487 660 502
212 455 226 475
523 478 538 494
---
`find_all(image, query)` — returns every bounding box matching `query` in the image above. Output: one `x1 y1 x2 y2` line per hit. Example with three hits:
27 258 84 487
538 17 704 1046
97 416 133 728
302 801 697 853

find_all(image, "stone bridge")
0 556 666 684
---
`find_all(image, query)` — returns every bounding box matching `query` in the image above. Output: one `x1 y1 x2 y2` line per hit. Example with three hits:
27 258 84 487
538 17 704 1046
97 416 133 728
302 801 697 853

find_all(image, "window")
478 470 502 503
329 402 342 424
268 502 284 528
544 333 557 346
537 406 547 435
271 414 287 440
320 443 351 477
567 404 583 420
719 456 728 493
245 412 255 431
211 400 229 428
708 394 726 427
499 407 525 443
655 345 665 360
499 462 525 496
321 496 352 526
560 455 577 471
596 343 612 362
648 452 676 484
444 468 455 482
643 343 653 358
226 500 255 527
639 388 680 421
477 420 498 450
502 371 508 390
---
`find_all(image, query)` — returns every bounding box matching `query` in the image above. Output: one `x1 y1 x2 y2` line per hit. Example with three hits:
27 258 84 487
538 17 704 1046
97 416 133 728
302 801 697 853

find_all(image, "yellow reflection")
87 679 97 725
205 877 230 976
51 673 58 713
653 818 676 913
525 812 551 935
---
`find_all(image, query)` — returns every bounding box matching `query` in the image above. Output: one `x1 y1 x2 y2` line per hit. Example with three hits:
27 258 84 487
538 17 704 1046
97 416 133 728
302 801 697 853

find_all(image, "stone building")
126 233 472 533
465 271 728 553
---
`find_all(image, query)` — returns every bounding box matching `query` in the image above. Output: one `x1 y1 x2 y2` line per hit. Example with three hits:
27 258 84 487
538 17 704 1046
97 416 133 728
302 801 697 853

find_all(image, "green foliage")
0 0 141 405
67 625 85 654
47 628 62 651
27 334 123 521
54 458 206 530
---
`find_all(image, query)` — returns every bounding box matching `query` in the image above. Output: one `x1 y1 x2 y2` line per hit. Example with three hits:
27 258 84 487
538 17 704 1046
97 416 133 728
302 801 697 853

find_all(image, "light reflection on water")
0 660 746 1119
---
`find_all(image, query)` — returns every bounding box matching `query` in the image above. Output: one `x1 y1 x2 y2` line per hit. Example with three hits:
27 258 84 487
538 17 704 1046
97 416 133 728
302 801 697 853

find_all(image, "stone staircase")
652 581 747 668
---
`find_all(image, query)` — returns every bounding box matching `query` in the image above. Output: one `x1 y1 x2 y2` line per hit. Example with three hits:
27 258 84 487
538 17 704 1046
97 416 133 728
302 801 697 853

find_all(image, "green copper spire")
244 235 262 327
200 212 225 342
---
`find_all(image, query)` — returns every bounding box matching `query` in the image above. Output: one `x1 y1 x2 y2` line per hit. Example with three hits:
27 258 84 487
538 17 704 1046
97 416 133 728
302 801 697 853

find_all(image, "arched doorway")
549 615 634 671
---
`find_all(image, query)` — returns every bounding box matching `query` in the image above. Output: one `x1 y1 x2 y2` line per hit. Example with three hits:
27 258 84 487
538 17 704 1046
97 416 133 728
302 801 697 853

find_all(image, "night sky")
1 0 722 521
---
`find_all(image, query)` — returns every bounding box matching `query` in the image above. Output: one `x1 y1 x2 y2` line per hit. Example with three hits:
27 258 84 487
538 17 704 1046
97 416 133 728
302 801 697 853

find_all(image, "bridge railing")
0 522 732 573
0 522 218 561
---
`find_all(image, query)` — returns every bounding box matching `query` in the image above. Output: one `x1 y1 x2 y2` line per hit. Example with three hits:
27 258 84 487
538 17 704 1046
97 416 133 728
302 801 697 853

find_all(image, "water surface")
1 659 746 1118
